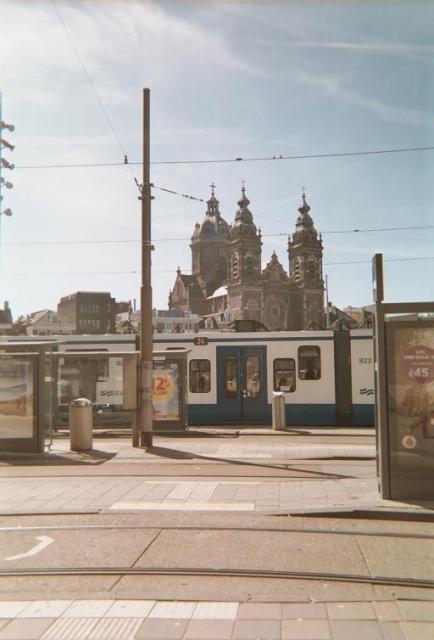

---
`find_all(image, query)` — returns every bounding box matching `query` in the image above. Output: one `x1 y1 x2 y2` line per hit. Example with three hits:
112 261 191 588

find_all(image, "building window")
189 359 211 393
273 358 296 392
298 346 321 380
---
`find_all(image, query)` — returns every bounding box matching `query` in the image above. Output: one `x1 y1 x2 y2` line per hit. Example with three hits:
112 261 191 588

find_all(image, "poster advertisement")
0 358 34 439
386 322 434 480
152 362 180 422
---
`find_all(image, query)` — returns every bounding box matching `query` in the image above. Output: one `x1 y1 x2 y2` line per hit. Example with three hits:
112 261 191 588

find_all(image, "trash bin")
69 398 93 451
272 391 286 431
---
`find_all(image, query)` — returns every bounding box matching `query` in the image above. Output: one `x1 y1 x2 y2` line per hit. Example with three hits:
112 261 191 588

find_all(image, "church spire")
206 182 220 216
233 181 254 226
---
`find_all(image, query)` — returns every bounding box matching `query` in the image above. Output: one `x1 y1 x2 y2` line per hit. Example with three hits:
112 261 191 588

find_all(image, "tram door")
217 347 267 423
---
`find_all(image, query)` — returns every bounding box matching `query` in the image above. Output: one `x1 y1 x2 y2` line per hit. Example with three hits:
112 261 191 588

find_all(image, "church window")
273 358 296 392
189 359 211 393
293 258 301 281
298 346 321 380
245 255 254 275
307 256 317 279
232 253 239 278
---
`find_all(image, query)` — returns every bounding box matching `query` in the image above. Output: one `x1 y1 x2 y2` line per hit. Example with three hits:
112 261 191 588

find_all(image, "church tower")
287 192 324 329
227 185 262 321
190 183 230 297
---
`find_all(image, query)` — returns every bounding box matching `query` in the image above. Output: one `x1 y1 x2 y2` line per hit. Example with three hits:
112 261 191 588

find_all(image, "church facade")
169 185 325 331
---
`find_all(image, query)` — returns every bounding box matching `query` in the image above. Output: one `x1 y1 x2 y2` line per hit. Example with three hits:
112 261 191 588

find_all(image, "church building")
169 185 325 331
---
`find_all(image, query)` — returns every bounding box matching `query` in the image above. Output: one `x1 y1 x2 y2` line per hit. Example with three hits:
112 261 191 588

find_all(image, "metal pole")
138 88 153 448
0 92 3 282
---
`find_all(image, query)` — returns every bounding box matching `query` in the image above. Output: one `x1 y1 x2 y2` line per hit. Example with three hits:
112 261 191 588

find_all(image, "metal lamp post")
0 92 15 283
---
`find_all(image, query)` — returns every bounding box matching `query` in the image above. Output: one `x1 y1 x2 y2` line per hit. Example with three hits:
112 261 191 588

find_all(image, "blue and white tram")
151 330 374 427
4 330 374 427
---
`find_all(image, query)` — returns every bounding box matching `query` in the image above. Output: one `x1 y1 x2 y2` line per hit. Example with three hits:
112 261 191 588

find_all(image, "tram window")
246 356 261 398
273 358 296 392
224 357 238 398
189 359 211 393
298 346 321 380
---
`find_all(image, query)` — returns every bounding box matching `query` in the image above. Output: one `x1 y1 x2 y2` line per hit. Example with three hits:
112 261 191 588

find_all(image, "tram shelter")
0 341 57 454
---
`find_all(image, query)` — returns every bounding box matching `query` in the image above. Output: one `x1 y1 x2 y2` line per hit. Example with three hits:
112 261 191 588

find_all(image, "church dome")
191 184 230 242
292 192 320 243
231 184 257 236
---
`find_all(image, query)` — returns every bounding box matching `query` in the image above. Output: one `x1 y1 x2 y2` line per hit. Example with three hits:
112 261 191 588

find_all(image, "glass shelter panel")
298 346 321 380
273 358 296 392
385 321 434 497
0 356 34 440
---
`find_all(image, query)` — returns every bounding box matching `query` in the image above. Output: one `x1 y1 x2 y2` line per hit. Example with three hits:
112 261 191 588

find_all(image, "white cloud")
294 71 434 129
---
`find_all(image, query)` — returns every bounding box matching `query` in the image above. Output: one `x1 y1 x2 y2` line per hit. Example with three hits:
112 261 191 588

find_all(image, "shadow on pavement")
0 449 116 466
147 446 354 479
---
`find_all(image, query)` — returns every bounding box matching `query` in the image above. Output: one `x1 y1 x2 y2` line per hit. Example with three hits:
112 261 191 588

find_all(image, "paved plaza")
0 597 433 639
0 428 433 639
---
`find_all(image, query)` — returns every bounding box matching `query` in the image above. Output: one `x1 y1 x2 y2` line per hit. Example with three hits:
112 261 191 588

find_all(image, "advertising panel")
386 321 434 488
0 358 34 439
152 361 180 422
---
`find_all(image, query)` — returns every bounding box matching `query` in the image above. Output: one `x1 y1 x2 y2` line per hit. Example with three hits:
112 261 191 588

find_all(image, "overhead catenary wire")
3 255 434 276
3 224 434 246
13 144 434 170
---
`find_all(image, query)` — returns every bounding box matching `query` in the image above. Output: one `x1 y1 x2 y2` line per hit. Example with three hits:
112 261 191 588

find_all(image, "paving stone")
281 603 327 619
237 603 282 619
379 621 406 640
149 602 196 619
0 618 54 640
0 603 30 619
232 618 281 639
372 601 401 621
281 619 331 639
192 602 238 619
87 617 144 639
18 601 72 618
327 602 376 620
401 622 434 639
329 620 384 640
104 600 155 618
40 617 99 639
397 600 434 621
135 618 188 639
61 600 113 618
184 618 234 639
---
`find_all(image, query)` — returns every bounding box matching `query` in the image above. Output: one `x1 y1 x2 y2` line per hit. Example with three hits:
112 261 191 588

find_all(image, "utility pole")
136 88 153 448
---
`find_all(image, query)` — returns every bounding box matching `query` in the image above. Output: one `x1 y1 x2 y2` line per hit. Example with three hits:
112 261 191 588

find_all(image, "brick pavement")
0 598 433 639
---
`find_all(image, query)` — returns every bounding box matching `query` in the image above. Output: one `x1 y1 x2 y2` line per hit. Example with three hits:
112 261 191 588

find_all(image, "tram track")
1 522 433 540
0 565 432 590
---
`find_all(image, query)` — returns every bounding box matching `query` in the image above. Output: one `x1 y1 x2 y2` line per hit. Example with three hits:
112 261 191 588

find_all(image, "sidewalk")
0 597 433 640
0 432 432 516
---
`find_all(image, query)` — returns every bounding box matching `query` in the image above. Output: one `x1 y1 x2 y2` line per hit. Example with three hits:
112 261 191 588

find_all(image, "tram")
50 329 374 427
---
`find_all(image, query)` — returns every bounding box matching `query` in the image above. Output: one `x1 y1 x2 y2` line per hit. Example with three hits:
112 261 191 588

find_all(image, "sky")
1 0 434 319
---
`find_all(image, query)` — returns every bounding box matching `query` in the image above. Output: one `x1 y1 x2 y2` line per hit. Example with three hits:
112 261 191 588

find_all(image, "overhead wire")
3 224 434 246
14 144 434 170
3 255 434 276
